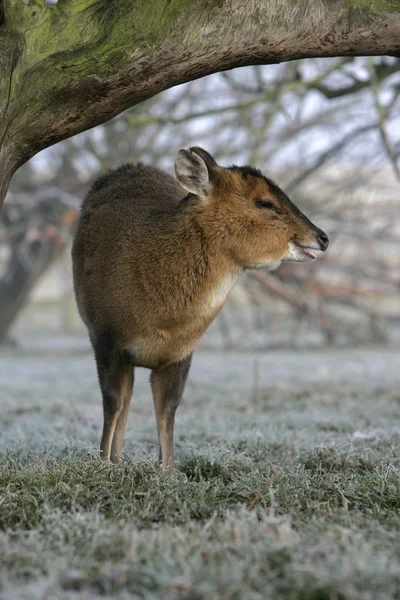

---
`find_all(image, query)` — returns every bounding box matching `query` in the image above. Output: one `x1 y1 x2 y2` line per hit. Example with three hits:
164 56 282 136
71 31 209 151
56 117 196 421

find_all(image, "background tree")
1 56 399 344
1 0 400 205
0 189 78 343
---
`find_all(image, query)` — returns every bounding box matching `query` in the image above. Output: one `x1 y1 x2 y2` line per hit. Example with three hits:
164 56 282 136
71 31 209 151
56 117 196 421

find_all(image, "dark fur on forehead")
228 164 289 202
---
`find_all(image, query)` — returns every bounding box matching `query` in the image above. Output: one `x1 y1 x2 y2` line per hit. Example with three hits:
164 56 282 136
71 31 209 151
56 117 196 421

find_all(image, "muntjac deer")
72 147 329 471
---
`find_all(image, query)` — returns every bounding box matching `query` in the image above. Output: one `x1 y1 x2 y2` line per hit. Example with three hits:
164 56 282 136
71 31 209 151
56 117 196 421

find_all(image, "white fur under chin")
250 258 282 272
207 274 239 313
200 274 239 319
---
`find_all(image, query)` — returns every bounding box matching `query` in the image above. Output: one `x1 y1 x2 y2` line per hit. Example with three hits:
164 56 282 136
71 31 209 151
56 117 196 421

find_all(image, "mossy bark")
0 0 399 206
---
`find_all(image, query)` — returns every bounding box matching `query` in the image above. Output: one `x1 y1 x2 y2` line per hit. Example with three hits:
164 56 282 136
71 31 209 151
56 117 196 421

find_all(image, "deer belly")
127 325 201 369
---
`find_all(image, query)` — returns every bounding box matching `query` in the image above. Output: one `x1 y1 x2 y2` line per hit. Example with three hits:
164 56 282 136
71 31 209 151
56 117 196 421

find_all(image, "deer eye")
255 199 281 213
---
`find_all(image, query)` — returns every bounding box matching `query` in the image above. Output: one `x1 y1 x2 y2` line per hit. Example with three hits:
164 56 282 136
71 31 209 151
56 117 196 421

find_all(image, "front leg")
150 354 192 472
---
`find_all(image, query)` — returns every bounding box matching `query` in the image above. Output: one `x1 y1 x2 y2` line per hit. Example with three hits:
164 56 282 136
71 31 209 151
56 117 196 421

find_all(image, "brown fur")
72 148 328 470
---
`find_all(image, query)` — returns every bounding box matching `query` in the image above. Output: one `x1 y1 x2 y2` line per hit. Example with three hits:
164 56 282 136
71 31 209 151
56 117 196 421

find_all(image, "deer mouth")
284 241 318 262
293 242 317 260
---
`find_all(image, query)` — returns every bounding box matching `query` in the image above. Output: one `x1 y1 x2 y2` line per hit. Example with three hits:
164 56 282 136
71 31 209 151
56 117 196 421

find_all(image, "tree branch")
311 59 400 99
286 122 379 192
368 58 400 180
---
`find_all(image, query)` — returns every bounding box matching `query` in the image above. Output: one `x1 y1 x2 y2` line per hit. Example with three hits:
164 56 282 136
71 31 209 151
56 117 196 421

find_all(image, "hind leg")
110 368 134 462
92 337 134 463
150 354 192 472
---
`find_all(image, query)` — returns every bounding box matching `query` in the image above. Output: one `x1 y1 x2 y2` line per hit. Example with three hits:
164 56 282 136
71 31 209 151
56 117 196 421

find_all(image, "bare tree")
0 189 79 343
1 0 400 205
2 56 399 344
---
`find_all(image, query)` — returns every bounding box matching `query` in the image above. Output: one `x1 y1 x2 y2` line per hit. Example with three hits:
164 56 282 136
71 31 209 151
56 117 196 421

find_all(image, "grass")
0 343 399 599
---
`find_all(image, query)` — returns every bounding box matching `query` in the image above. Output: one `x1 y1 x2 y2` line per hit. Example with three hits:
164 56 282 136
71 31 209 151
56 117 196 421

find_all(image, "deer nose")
317 229 329 251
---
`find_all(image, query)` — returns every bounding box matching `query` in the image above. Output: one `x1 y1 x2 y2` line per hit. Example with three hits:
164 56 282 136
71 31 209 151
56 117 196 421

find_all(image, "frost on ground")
0 337 399 600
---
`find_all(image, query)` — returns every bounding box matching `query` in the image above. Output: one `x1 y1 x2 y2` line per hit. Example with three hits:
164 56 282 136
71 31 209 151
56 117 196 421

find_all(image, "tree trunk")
1 0 399 206
0 237 58 343
0 191 79 342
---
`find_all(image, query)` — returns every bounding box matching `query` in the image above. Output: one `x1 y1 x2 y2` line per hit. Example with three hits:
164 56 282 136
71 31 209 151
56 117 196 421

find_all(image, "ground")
0 337 399 599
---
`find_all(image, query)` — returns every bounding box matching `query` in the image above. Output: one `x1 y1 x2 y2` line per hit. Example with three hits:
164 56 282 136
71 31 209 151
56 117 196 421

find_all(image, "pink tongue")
307 250 316 259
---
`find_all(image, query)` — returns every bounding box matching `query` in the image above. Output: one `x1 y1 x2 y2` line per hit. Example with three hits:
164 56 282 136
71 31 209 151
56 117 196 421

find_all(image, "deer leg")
92 337 134 463
110 365 134 463
150 354 192 472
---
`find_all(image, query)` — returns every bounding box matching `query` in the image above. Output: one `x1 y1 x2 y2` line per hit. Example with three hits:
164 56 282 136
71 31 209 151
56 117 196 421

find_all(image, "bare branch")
368 58 400 180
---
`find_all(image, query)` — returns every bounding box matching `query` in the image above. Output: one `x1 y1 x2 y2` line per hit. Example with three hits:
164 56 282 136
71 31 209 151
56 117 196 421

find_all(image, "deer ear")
189 147 217 169
175 148 211 196
189 147 219 184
